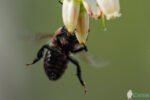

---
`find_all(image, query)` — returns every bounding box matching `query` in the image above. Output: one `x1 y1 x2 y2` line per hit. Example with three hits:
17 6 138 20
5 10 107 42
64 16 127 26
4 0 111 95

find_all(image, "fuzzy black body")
27 26 87 91
44 26 79 80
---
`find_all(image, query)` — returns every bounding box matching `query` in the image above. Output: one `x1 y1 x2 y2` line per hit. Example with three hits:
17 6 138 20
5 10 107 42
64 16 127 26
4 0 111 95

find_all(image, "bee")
26 26 88 93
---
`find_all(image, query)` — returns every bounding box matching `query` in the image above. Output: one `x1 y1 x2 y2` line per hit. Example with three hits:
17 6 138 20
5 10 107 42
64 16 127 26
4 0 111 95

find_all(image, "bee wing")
25 33 54 43
23 27 62 43
79 51 110 68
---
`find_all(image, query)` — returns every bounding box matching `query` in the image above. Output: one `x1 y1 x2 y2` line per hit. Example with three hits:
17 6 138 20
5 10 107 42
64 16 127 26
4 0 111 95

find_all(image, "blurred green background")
0 0 150 100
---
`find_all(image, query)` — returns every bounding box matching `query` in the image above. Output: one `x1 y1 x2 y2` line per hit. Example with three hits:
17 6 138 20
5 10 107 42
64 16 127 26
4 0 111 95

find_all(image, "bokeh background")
0 0 150 100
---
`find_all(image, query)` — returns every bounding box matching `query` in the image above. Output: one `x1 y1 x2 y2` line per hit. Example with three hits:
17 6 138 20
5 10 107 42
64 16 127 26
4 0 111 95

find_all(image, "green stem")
102 13 107 31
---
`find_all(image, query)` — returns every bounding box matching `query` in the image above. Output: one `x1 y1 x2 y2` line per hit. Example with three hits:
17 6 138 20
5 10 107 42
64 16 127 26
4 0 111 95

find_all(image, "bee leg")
58 0 63 5
67 56 87 94
71 45 88 53
26 44 56 66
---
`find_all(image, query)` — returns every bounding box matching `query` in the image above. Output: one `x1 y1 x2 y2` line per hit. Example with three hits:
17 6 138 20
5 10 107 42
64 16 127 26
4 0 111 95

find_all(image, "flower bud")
75 11 89 44
97 0 121 20
62 0 80 33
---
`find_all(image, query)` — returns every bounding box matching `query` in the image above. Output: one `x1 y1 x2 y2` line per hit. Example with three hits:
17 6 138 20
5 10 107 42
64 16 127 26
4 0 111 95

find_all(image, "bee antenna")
61 26 67 33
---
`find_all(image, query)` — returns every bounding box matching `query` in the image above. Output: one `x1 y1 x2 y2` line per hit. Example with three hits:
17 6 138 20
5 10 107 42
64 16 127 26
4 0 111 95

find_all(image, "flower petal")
75 12 89 44
97 0 121 20
62 0 80 33
83 0 101 19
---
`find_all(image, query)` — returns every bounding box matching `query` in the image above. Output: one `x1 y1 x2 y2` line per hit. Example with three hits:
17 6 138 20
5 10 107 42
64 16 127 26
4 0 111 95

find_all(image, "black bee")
27 26 88 93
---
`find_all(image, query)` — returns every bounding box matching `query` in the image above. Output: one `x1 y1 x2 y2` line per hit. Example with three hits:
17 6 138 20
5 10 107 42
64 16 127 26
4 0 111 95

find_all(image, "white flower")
62 0 80 33
82 0 102 19
75 11 89 44
97 0 121 20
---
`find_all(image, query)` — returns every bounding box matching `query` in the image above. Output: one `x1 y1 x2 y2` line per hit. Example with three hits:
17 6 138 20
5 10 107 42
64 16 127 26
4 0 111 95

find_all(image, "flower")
97 0 121 20
82 0 102 19
82 0 121 20
62 0 80 33
75 11 89 44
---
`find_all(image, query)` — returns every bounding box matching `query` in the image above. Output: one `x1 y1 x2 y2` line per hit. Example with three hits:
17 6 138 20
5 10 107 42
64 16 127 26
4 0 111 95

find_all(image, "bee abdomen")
44 51 68 80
